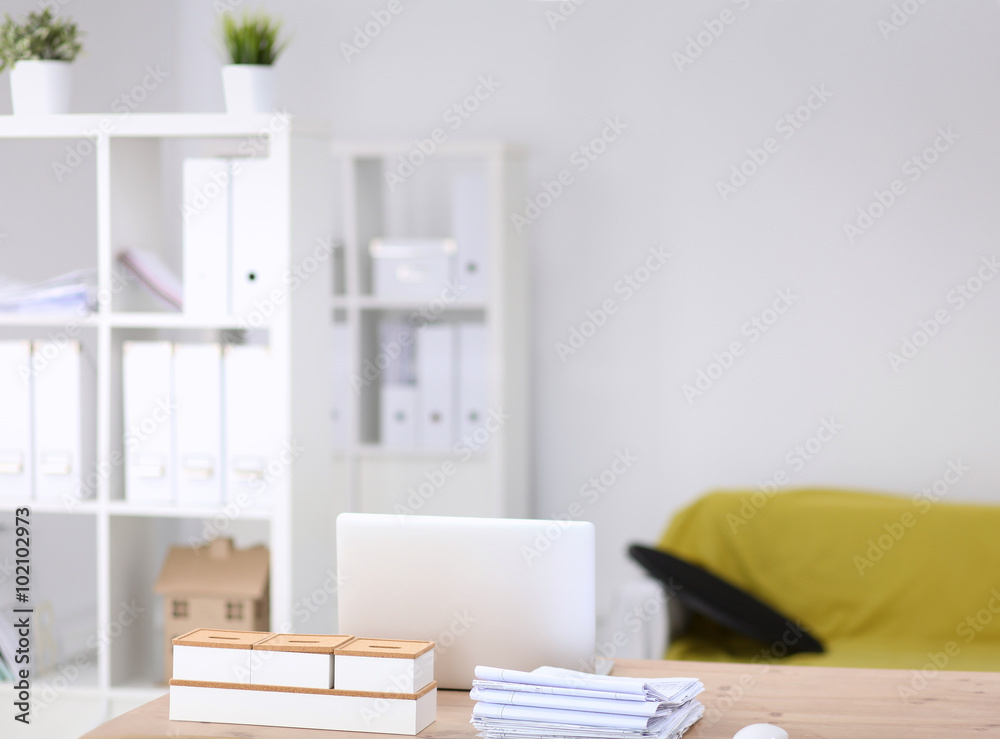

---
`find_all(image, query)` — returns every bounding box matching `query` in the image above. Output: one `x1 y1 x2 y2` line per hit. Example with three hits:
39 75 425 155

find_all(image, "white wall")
5 0 1000 617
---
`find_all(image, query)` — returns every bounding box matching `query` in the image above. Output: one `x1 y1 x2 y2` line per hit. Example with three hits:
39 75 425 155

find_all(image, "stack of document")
0 269 97 314
471 666 704 739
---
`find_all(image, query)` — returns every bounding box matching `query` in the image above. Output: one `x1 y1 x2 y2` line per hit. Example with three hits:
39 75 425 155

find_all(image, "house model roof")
154 538 268 599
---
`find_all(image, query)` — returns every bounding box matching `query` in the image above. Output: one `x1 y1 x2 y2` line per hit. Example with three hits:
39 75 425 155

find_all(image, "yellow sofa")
652 488 1000 672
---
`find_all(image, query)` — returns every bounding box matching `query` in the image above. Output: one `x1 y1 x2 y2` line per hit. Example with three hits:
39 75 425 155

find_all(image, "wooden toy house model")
154 538 269 682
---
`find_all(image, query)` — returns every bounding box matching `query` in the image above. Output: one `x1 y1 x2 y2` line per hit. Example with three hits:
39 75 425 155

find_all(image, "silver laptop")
336 513 596 689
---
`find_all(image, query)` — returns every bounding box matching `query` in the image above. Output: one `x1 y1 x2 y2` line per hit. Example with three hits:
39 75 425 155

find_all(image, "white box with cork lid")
172 628 273 684
169 631 438 734
334 637 435 693
251 633 353 689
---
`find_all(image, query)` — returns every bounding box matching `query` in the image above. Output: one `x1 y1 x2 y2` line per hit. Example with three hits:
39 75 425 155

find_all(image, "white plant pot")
9 60 72 114
222 64 275 114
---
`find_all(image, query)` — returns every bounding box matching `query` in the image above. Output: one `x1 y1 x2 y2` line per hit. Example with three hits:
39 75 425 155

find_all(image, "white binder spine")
174 343 223 506
416 324 457 450
123 341 175 504
457 323 488 446
183 158 233 316
0 341 33 500
380 384 418 449
231 158 283 320
224 344 281 504
32 340 85 502
452 173 489 300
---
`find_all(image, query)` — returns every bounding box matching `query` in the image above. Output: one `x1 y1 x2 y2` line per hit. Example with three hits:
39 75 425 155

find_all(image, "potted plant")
219 11 288 114
0 9 83 115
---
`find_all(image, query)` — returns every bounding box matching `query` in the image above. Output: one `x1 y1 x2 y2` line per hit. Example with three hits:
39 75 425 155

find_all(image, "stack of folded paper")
471 666 704 739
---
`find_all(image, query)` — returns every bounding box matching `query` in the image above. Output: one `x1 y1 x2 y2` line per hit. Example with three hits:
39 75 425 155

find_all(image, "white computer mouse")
733 724 788 739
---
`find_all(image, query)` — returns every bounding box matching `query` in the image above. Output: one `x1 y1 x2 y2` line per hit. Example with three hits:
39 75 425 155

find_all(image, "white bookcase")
0 114 340 721
0 121 529 729
330 142 529 520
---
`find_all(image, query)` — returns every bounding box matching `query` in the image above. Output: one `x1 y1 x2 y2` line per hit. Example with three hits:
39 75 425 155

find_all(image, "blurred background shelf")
329 142 528 518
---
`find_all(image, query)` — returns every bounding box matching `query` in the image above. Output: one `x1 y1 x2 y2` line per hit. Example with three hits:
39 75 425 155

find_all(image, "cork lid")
173 629 274 650
254 633 355 654
335 638 434 659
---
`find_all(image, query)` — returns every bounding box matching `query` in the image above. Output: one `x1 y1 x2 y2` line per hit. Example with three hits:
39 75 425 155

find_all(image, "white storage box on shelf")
334 637 435 693
168 630 438 734
251 633 353 689
370 238 456 298
172 629 273 684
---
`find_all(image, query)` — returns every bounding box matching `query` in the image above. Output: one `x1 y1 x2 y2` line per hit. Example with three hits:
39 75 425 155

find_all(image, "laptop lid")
336 513 596 689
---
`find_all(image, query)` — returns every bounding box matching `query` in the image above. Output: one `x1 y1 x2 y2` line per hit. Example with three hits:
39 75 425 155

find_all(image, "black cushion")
628 543 824 654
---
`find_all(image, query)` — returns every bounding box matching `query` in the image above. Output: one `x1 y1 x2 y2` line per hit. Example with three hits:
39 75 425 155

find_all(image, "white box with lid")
370 238 456 299
251 633 353 689
172 628 272 684
334 637 435 693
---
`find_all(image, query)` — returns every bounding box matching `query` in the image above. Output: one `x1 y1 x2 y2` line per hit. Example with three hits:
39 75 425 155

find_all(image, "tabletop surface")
82 658 1000 738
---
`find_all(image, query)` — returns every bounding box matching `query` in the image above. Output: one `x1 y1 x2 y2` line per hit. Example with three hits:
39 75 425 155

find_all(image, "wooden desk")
82 659 1000 738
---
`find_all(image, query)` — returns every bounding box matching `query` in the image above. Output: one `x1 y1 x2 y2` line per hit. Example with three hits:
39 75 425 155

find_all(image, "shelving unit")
331 141 529 519
0 114 339 720
0 121 530 728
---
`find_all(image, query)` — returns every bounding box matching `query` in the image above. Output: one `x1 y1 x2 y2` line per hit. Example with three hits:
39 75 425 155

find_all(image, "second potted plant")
220 11 288 114
0 9 83 115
